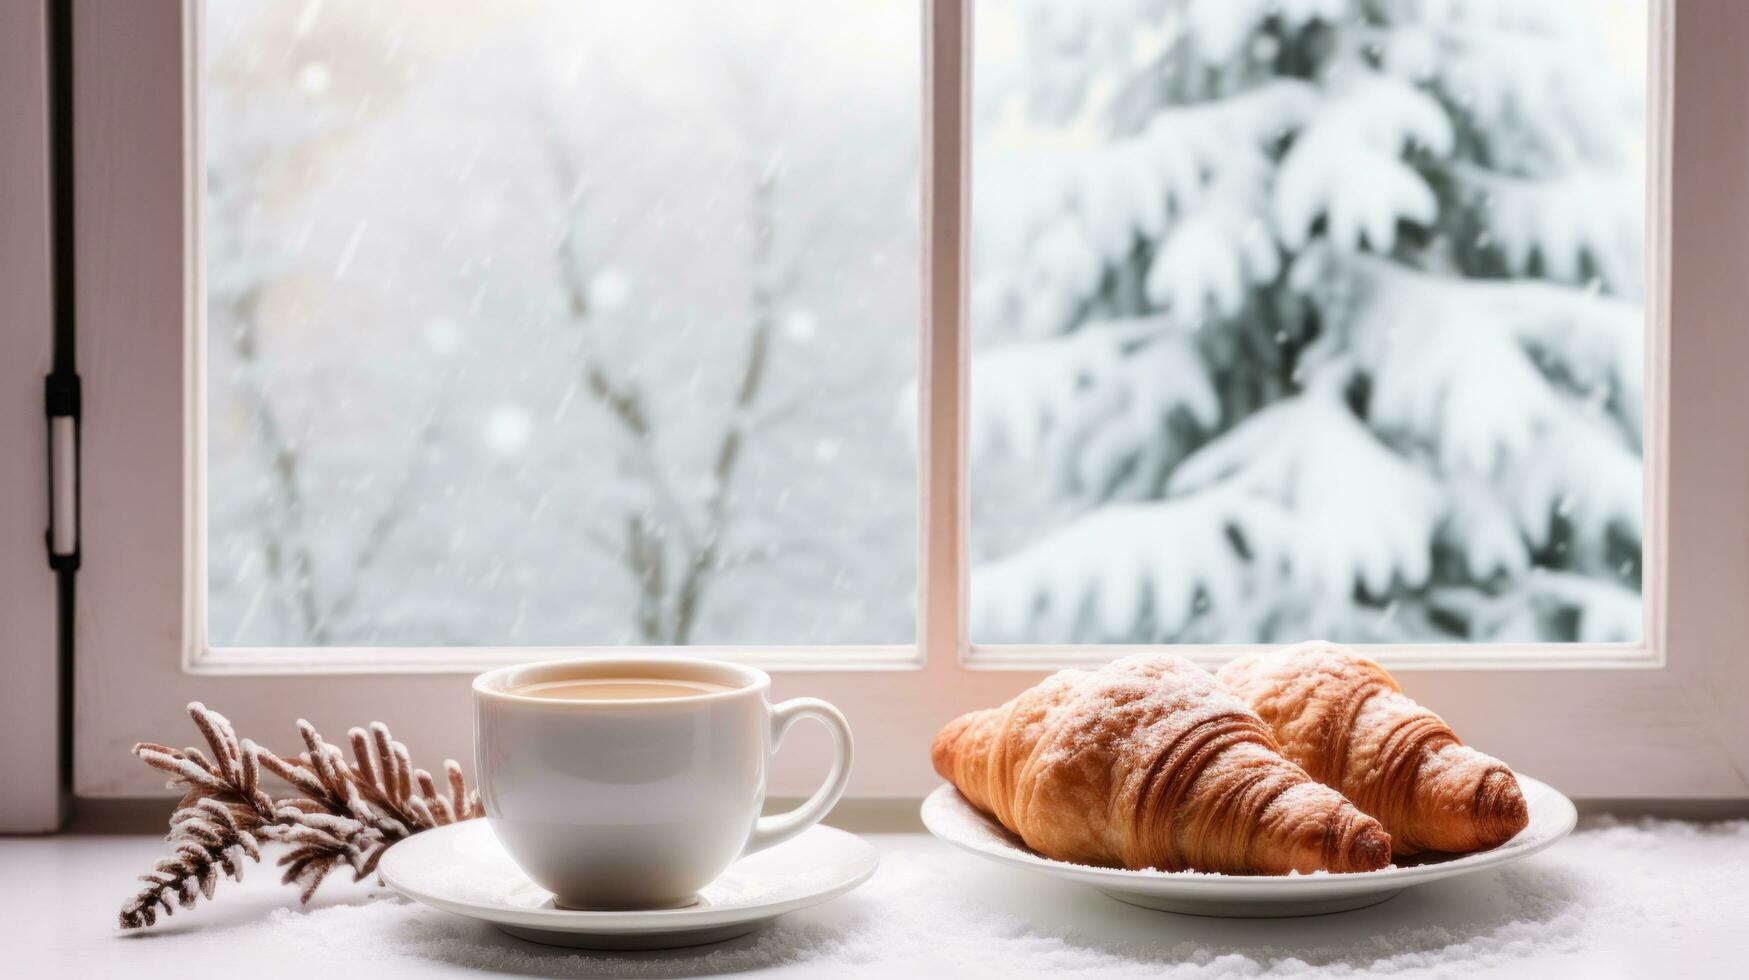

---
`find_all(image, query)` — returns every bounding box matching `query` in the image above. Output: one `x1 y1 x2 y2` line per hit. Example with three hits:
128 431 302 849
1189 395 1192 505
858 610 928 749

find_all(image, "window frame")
72 0 1749 801
0 0 64 831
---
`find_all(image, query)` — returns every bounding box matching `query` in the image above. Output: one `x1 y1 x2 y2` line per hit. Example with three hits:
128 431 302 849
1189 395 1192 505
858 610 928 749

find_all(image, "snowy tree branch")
120 703 482 928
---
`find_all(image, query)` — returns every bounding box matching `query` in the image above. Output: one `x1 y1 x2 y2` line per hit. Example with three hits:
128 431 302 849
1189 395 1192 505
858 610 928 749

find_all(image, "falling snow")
482 404 533 456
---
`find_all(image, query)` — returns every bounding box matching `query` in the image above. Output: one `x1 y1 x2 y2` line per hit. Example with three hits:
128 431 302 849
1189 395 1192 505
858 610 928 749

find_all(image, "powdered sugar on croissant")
1218 641 1530 856
931 655 1392 874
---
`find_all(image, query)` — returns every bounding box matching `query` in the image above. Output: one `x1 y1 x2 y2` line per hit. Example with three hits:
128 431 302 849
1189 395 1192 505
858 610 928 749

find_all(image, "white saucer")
379 820 878 949
921 775 1575 918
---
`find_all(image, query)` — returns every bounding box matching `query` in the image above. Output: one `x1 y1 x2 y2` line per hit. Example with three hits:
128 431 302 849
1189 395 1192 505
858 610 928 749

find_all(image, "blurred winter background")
970 0 1649 644
203 0 920 646
208 0 1648 651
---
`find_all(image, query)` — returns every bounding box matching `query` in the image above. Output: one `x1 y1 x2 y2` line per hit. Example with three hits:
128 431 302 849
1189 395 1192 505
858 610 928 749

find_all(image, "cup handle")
744 697 854 855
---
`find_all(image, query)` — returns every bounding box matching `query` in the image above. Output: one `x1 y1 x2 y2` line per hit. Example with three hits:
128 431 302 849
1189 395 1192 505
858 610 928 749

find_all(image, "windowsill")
10 813 1747 977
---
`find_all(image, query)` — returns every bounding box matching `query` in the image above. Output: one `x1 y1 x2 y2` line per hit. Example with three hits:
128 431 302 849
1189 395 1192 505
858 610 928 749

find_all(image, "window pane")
203 1 919 646
971 0 1647 644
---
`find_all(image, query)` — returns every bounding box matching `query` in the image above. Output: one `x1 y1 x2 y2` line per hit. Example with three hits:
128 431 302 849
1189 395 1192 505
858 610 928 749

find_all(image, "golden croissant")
931 655 1392 874
1217 641 1529 856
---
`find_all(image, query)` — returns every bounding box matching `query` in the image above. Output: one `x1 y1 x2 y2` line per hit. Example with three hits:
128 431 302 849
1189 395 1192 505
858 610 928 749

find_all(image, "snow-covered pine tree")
970 0 1645 644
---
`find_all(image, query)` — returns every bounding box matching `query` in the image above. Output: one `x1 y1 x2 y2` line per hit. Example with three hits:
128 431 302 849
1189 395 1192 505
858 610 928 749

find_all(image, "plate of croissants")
923 641 1576 917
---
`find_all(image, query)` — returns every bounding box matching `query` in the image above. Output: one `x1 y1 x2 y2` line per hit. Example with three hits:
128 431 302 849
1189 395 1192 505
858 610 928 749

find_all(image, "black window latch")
44 371 80 572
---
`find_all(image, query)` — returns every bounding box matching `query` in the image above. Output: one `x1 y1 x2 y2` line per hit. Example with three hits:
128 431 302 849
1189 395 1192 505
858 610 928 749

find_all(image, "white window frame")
0 0 64 831
72 0 1749 801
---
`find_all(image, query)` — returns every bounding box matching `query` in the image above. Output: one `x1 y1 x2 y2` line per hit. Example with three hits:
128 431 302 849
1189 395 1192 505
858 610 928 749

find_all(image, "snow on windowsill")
20 816 1749 978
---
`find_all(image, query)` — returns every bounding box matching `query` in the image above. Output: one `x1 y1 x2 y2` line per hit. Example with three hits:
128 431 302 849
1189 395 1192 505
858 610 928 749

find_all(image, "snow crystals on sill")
177 817 1749 979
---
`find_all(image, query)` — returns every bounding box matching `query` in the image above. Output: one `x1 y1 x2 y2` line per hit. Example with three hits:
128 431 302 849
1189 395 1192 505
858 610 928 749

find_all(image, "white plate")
379 820 879 949
921 775 1575 918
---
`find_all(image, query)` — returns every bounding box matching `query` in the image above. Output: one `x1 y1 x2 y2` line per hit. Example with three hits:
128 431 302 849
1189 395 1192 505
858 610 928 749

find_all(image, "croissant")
931 655 1391 874
1217 642 1529 856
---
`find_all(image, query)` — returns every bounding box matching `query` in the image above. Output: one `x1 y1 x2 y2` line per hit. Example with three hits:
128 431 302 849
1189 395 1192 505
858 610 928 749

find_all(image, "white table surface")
7 818 1747 979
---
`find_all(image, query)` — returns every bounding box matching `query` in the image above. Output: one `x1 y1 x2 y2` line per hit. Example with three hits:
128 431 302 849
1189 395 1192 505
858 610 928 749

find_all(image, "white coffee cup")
472 656 854 910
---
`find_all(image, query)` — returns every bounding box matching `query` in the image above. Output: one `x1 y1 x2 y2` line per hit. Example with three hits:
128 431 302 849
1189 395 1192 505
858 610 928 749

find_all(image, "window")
71 1 1749 802
201 0 920 648
970 1 1649 646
